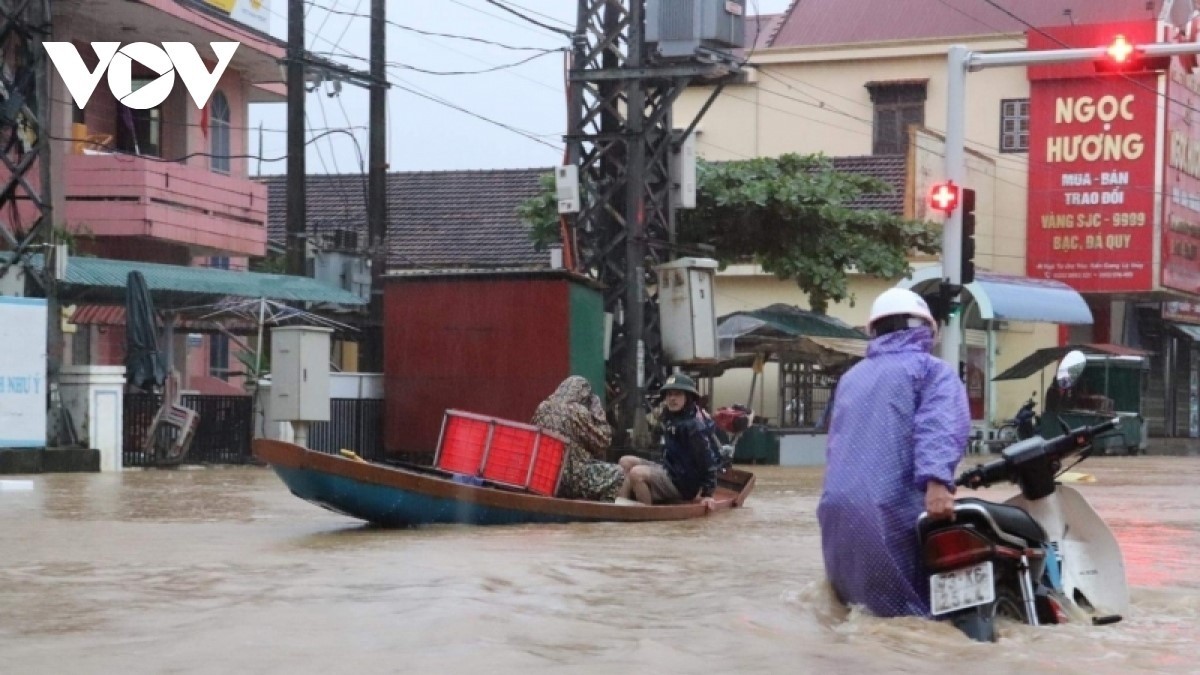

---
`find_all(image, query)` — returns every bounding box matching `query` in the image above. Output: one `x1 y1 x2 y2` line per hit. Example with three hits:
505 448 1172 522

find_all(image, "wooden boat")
254 439 756 527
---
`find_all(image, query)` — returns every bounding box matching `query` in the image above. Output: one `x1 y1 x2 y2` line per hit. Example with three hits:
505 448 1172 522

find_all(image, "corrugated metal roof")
65 257 366 305
767 0 1174 49
7 254 365 306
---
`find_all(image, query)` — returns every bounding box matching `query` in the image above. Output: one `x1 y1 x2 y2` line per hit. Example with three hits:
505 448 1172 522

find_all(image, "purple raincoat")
817 326 970 617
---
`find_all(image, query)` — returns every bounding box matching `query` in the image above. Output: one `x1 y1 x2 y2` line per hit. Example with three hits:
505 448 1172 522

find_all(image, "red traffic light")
1107 34 1134 64
1095 34 1170 73
929 181 959 214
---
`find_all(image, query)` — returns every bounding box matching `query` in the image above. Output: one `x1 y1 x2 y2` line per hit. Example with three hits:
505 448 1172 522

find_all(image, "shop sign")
1026 23 1158 293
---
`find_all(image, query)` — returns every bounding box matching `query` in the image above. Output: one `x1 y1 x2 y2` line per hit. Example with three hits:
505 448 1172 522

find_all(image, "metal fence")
306 398 386 461
124 394 254 466
124 394 385 467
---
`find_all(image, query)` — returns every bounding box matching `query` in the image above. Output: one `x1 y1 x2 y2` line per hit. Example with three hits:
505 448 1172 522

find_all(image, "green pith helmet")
660 373 699 396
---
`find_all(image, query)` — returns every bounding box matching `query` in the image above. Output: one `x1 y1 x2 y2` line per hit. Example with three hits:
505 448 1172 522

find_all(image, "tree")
520 153 941 313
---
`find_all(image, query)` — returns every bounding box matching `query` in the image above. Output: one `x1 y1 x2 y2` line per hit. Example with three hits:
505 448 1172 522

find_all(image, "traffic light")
929 180 959 215
961 187 976 285
1094 34 1170 73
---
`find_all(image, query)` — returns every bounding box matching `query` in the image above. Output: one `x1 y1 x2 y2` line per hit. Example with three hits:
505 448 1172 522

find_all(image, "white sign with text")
0 297 47 448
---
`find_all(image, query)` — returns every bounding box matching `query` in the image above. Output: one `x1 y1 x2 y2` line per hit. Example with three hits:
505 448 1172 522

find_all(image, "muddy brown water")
1 457 1197 674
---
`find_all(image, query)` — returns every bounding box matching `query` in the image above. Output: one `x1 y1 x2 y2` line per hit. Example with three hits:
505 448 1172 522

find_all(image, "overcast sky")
248 0 792 175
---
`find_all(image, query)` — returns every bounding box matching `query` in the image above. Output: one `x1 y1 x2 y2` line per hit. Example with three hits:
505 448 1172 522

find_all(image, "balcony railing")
64 154 268 257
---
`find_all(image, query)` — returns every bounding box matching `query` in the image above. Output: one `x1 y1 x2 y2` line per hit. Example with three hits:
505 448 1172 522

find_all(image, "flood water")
2 456 1198 674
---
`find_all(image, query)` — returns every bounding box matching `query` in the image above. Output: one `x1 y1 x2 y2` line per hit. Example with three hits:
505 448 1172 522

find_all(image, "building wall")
675 35 1073 428
383 277 576 455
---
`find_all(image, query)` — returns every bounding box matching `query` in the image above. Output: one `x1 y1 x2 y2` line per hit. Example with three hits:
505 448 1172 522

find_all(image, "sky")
248 0 794 176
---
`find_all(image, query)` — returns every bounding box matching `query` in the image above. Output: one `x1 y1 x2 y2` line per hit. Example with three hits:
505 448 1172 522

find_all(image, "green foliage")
53 222 96 256
680 154 941 312
518 153 941 314
517 172 561 252
250 253 288 274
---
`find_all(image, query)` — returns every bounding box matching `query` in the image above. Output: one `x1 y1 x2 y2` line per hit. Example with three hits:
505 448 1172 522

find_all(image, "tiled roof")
262 156 908 272
767 0 1176 49
262 168 551 270
830 155 907 215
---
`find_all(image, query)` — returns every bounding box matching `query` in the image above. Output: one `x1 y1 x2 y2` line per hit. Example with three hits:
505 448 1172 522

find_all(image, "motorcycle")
995 393 1040 445
713 404 755 466
917 350 1129 642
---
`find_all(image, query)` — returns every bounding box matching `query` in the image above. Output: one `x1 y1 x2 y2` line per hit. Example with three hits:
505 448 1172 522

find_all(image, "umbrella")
124 270 166 391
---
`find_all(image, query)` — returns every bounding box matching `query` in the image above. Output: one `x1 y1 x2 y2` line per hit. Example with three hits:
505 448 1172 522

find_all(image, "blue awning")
899 265 1093 325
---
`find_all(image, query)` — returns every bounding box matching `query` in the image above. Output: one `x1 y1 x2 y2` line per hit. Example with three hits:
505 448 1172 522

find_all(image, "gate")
124 394 254 467
124 394 384 466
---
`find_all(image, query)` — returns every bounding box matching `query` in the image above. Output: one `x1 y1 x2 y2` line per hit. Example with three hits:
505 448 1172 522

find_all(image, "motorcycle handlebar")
956 418 1120 489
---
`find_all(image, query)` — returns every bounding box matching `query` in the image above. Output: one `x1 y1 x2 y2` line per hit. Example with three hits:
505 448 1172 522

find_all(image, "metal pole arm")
969 40 1200 71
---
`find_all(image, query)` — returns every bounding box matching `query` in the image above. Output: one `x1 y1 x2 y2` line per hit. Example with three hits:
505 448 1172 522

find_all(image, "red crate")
434 410 567 497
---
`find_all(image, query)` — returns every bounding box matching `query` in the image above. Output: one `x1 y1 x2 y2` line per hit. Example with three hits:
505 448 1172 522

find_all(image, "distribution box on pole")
654 257 719 362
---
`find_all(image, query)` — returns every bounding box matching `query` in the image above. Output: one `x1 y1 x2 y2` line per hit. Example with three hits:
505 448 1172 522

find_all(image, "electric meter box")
655 257 719 362
269 326 333 422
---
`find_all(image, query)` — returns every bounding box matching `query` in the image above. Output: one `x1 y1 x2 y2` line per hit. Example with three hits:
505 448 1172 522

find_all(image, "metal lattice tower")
567 0 736 448
0 0 53 275
0 0 64 444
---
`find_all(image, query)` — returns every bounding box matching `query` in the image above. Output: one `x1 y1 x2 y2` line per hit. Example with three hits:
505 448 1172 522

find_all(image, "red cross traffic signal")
929 181 959 215
1095 34 1171 73
1107 34 1134 64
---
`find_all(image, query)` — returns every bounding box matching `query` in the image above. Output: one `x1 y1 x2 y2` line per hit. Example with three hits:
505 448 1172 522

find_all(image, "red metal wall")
383 276 572 455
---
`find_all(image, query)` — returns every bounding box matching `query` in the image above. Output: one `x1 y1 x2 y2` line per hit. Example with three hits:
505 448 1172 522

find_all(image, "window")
210 91 232 173
208 256 230 270
865 80 927 155
209 334 230 381
115 79 162 156
1000 98 1030 153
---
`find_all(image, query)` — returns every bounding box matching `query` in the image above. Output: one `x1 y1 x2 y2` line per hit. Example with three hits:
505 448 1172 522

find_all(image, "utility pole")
567 0 741 449
0 0 61 444
286 0 307 277
366 0 388 371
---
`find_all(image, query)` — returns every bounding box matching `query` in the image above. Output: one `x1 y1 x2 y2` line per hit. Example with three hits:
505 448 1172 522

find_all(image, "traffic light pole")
938 38 1200 368
940 45 969 368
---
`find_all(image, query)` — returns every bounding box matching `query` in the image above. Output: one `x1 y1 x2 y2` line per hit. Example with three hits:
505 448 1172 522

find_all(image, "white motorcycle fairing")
1006 485 1129 619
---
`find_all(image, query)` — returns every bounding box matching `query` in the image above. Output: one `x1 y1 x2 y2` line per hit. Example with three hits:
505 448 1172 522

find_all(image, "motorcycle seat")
955 497 1047 545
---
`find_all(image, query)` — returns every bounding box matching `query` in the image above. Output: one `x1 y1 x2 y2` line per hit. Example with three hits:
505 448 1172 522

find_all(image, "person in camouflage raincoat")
531 376 625 502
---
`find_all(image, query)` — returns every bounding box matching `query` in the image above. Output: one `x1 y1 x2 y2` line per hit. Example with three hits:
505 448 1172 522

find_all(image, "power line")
309 47 565 75
978 0 1200 117
445 0 565 39
307 2 561 50
385 73 562 151
261 0 565 154
489 0 573 29
479 0 574 38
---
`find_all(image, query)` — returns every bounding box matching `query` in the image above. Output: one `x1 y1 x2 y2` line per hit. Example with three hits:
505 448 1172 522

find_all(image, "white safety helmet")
867 287 938 337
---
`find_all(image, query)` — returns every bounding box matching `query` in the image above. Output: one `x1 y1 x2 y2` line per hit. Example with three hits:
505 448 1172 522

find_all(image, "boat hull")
255 439 755 528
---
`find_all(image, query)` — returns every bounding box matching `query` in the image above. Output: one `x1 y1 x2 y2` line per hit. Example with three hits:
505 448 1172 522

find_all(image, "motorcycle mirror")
1055 350 1087 390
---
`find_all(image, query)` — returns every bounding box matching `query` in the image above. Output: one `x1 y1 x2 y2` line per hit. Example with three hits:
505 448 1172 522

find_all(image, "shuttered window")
866 81 927 155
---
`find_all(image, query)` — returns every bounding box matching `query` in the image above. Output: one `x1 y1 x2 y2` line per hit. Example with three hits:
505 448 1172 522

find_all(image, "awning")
993 343 1152 381
707 304 870 373
68 305 257 334
1170 322 1200 341
9 253 366 308
898 265 1093 325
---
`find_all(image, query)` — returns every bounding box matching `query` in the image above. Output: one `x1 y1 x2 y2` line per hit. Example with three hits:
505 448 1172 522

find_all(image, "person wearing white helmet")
817 286 971 618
